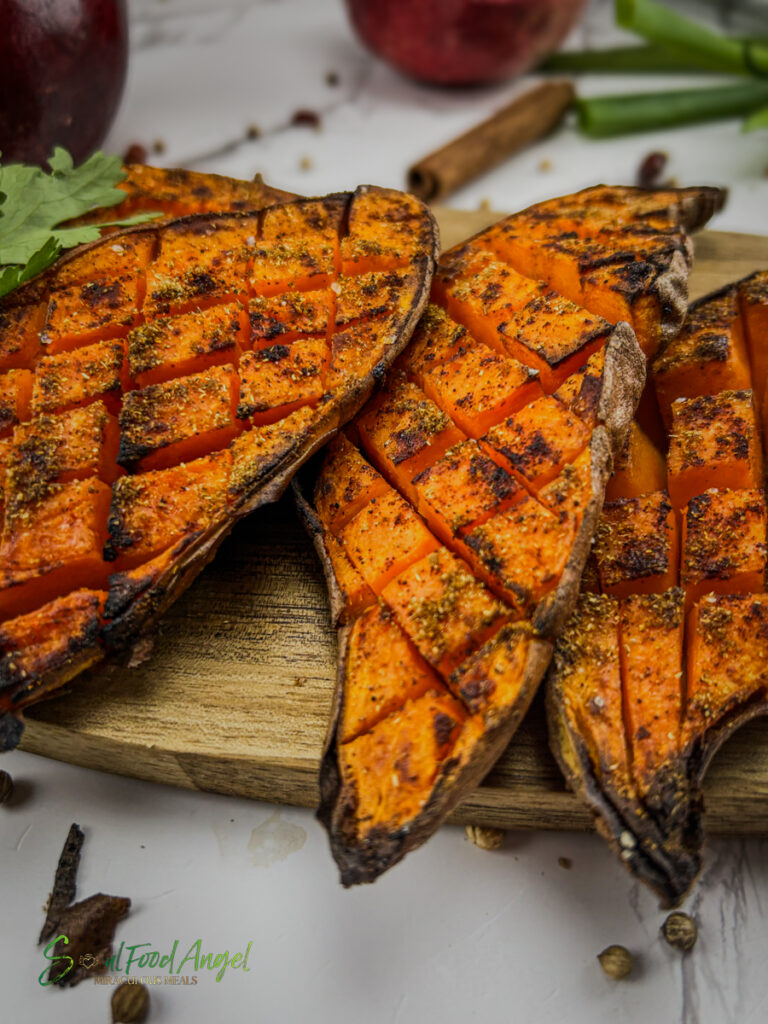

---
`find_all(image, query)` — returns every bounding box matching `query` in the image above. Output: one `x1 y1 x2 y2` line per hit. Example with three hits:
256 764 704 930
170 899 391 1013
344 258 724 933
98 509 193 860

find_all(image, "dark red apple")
0 0 128 166
345 0 587 86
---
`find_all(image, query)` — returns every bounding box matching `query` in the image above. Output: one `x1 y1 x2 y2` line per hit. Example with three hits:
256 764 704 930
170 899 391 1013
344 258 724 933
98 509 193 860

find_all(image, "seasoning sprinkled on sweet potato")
301 182 720 886
0 178 440 740
548 270 768 908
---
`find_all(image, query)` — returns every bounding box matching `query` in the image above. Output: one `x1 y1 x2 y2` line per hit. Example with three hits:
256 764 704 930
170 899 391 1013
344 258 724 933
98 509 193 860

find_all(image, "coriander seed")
111 982 149 1023
597 944 634 980
662 911 697 952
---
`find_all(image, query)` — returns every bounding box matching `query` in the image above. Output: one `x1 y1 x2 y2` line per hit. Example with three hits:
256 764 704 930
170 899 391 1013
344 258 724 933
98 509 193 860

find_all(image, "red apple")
0 0 128 166
345 0 587 86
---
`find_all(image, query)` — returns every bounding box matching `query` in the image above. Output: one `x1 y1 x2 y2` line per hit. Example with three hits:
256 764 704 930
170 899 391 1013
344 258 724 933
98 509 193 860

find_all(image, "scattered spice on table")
292 109 322 130
112 981 150 1023
662 912 698 951
597 944 634 979
122 143 148 165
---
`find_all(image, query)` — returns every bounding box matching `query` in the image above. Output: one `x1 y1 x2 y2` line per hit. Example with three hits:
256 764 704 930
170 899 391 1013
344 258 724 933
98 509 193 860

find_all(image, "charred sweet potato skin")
548 270 768 907
295 184 721 886
0 181 439 742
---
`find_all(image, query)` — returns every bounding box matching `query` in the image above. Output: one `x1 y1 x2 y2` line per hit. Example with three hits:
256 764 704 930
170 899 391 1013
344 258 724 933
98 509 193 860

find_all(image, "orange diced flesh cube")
496 293 608 393
685 593 768 740
338 689 466 831
421 344 541 438
619 590 685 793
118 364 240 471
339 604 440 742
55 233 155 290
681 489 767 605
250 240 335 296
237 338 328 426
9 402 120 488
357 378 465 500
105 450 232 569
340 190 426 276
462 494 575 613
314 433 389 534
412 438 521 541
247 290 331 345
325 318 393 400
337 488 439 594
595 491 678 598
449 622 531 717
334 270 410 326
261 197 344 243
667 390 763 511
43 276 142 353
128 303 247 387
432 251 542 349
381 546 509 679
652 288 751 427
397 303 469 378
227 405 318 503
0 478 112 620
31 339 127 416
144 217 258 316
482 395 591 491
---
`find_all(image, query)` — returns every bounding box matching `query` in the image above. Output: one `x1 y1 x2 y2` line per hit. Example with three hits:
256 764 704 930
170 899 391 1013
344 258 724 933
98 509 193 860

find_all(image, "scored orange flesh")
309 183 725 866
0 180 439 746
549 264 768 905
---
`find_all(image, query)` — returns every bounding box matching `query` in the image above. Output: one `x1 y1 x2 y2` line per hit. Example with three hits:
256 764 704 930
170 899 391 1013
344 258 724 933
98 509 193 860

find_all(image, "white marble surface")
3 1 768 1021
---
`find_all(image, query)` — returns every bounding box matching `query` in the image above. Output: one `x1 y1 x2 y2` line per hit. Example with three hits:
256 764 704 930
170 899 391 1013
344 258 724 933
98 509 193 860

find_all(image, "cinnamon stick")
407 81 575 203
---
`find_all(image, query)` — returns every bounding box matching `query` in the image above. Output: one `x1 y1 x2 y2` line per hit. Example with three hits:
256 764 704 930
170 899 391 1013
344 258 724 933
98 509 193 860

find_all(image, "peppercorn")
465 824 505 850
597 945 634 980
662 911 698 952
111 982 149 1023
637 150 668 188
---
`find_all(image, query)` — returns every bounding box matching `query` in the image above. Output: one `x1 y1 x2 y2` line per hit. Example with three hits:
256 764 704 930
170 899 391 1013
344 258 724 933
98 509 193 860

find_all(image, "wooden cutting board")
19 217 768 835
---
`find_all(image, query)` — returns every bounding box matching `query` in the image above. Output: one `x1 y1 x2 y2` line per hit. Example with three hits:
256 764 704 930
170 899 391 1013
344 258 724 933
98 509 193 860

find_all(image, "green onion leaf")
576 80 768 137
616 0 768 77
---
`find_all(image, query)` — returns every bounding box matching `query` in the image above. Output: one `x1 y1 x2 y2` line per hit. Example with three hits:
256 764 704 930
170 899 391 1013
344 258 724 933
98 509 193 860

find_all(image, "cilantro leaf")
0 148 161 300
0 238 62 300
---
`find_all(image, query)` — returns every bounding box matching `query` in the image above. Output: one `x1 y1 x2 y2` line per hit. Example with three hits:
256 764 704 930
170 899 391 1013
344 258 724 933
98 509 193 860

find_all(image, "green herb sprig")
0 148 159 300
542 0 768 138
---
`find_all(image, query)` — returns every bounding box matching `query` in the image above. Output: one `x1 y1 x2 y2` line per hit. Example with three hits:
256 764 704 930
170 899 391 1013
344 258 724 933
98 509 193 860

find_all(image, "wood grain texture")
19 224 768 835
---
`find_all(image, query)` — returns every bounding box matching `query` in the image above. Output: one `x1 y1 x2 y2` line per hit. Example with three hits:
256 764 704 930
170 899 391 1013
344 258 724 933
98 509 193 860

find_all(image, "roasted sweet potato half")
0 184 439 747
295 184 722 886
548 269 768 907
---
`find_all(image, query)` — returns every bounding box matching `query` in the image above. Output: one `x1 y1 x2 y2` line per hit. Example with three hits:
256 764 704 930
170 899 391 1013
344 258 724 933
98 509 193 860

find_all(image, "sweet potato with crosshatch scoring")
0 178 439 749
294 184 723 886
548 270 768 907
